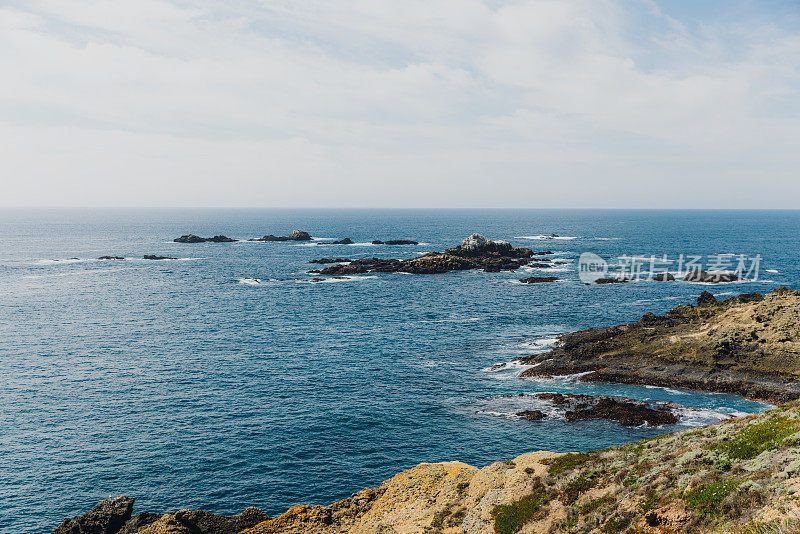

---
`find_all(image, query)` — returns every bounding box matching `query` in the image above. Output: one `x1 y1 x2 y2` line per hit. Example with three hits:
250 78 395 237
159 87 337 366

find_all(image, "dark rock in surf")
308 258 352 264
594 277 630 284
53 496 134 534
174 234 236 243
653 273 675 281
98 256 125 260
519 276 558 284
143 255 176 260
372 240 419 245
683 270 741 283
329 238 354 245
564 397 678 427
516 410 546 421
249 230 312 242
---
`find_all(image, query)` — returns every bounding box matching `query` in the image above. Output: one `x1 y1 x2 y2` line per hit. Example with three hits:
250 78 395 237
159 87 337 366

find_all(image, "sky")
1 0 799 208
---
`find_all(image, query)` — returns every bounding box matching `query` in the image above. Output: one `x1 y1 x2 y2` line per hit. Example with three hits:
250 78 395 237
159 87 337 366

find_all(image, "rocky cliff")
520 287 800 403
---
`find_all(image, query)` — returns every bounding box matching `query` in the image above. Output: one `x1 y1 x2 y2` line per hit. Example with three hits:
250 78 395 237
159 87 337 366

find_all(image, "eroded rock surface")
519 288 800 403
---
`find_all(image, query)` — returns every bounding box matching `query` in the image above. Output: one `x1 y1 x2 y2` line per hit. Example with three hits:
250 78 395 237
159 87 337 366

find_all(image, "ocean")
1 208 796 533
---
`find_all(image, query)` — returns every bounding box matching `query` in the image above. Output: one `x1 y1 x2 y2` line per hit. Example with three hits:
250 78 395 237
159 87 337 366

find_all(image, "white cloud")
0 0 798 207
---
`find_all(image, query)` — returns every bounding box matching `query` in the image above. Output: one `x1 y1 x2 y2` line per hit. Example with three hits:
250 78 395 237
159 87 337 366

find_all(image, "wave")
516 235 579 240
765 269 779 273
34 258 98 265
298 275 378 284
237 277 263 286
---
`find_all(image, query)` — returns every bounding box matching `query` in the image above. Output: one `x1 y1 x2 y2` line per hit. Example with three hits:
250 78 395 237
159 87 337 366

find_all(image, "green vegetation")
562 474 595 505
684 480 741 515
491 487 551 534
721 417 799 460
547 451 596 474
603 515 628 533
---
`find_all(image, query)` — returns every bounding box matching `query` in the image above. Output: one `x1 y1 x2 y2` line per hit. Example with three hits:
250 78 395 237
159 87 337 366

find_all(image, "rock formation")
310 234 536 276
174 235 236 243
519 277 558 284
59 400 800 533
519 288 800 403
249 231 312 242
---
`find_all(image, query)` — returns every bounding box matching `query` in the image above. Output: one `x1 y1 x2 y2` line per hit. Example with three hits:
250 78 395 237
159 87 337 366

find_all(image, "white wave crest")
515 235 580 240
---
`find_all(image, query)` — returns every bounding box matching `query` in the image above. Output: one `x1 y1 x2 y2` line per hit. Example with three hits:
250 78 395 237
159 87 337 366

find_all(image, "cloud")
0 0 798 207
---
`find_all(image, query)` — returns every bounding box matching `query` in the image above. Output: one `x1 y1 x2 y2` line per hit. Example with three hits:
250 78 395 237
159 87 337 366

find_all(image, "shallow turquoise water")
1 208 796 533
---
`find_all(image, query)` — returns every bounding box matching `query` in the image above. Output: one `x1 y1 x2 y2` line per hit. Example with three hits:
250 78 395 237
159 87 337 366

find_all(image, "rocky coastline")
517 287 800 404
55 400 800 533
52 288 800 533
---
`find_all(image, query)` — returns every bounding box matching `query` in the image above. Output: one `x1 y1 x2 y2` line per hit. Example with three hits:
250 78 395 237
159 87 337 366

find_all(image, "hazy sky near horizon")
1 1 799 208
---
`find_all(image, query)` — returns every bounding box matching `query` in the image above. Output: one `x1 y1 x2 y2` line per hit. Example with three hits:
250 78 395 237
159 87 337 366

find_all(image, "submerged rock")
98 256 125 260
53 496 134 534
594 277 630 284
329 238 353 245
143 255 176 260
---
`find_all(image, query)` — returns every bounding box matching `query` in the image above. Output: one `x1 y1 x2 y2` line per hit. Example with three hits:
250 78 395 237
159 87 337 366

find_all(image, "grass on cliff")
491 485 551 534
684 480 741 516
547 451 596 474
721 417 799 460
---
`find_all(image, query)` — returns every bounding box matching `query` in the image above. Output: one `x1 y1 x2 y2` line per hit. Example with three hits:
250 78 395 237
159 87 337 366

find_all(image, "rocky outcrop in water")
653 272 676 281
519 276 558 284
516 409 546 420
683 270 741 283
174 235 236 243
308 258 352 264
328 238 353 245
310 234 536 276
143 255 176 260
371 240 419 245
249 231 311 242
98 256 125 260
518 288 800 403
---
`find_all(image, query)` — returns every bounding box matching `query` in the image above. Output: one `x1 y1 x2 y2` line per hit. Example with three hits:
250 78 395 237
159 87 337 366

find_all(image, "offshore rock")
516 409 546 420
311 235 535 276
174 235 236 243
519 276 558 284
653 272 675 281
143 255 176 260
683 270 741 283
329 238 354 245
249 231 312 242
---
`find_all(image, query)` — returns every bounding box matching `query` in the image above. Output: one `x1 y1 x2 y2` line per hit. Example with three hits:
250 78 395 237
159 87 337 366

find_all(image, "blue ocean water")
1 208 797 533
